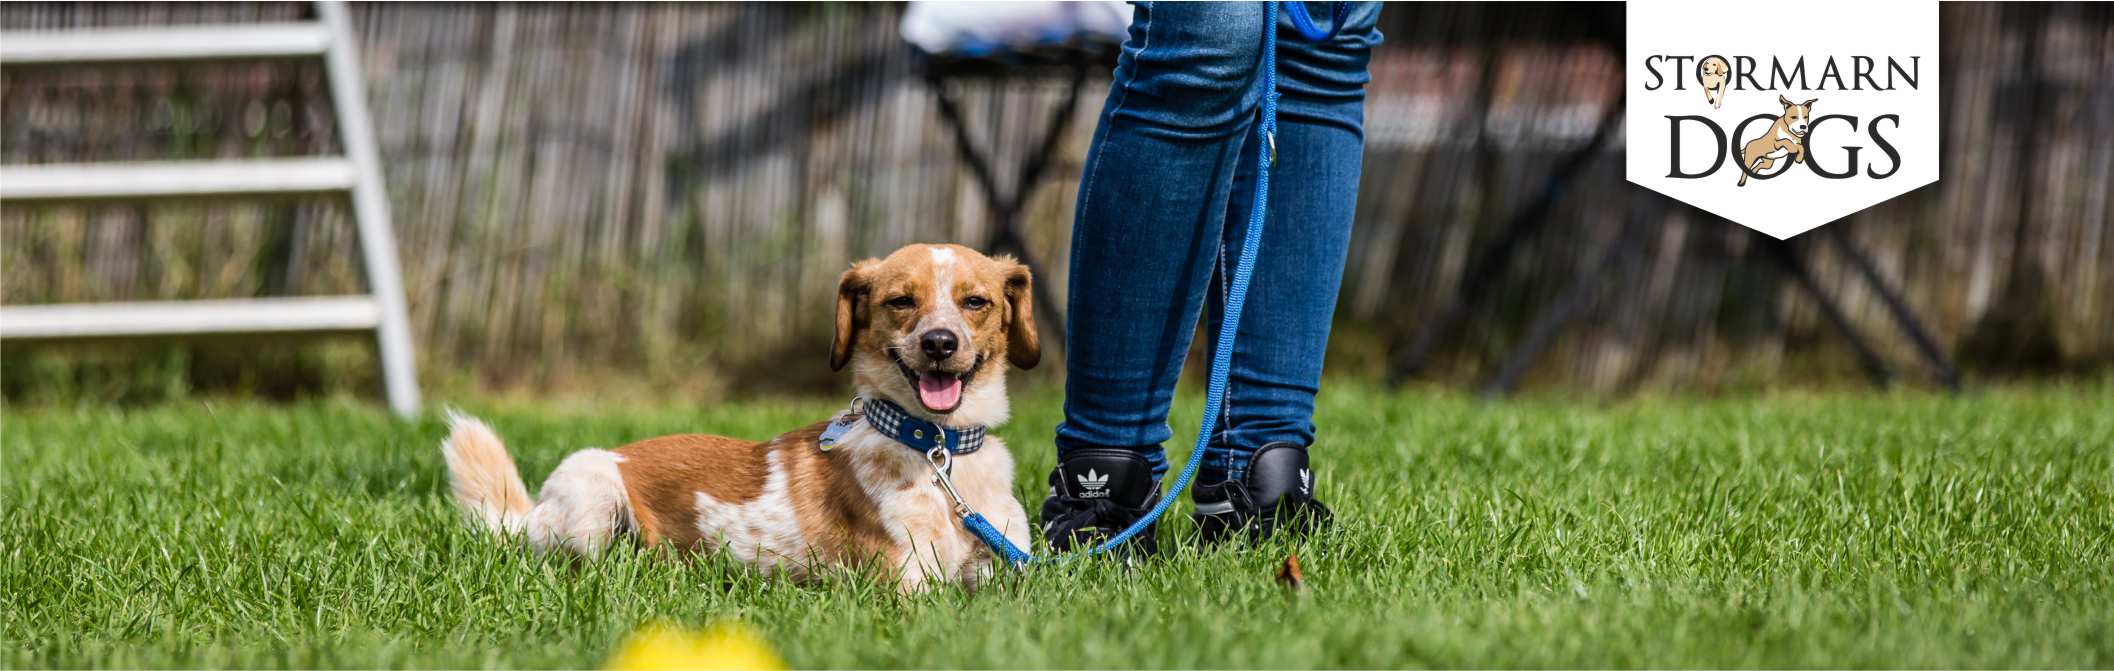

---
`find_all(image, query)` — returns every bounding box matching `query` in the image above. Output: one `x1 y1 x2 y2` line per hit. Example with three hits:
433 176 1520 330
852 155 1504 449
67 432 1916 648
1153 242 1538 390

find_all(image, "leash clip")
925 446 972 517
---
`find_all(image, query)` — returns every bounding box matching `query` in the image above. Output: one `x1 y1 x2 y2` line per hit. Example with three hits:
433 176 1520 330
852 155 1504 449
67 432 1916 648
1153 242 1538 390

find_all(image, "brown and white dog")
440 244 1036 591
1737 95 1817 187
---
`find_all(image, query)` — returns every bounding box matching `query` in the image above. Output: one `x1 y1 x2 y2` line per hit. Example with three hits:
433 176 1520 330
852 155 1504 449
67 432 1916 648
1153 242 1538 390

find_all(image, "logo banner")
1625 1 1940 239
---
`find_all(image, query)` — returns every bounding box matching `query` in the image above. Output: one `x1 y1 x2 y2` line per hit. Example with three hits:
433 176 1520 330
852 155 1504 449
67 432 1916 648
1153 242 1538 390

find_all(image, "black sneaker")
1039 448 1162 558
1193 442 1334 546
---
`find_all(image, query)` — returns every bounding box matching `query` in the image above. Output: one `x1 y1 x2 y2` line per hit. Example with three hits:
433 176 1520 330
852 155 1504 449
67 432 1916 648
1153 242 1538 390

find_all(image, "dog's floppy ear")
1000 259 1040 370
831 260 876 371
1800 97 1817 108
1779 94 1794 108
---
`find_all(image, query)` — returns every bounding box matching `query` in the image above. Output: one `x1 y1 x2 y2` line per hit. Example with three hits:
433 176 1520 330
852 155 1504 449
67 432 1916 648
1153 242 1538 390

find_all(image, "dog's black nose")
919 330 959 360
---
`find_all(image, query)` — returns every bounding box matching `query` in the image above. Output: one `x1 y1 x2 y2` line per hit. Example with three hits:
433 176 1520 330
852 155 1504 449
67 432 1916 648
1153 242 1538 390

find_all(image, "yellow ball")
604 621 786 671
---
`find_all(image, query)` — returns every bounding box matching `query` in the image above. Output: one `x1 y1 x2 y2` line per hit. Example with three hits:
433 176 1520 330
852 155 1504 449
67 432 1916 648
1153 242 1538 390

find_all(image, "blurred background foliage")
2 2 2110 405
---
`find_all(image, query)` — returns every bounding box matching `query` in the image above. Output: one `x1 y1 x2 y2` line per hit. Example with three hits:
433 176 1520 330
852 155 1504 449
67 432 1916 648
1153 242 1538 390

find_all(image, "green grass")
4 382 2111 668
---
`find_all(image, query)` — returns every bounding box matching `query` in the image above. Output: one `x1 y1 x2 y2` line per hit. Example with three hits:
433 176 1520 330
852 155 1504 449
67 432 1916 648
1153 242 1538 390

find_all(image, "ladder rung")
0 158 358 202
0 296 382 339
0 23 332 64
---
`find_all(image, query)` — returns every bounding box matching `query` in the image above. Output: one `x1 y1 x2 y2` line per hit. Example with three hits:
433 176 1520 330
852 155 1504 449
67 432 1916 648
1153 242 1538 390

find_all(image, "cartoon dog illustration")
1737 95 1816 187
1699 56 1730 108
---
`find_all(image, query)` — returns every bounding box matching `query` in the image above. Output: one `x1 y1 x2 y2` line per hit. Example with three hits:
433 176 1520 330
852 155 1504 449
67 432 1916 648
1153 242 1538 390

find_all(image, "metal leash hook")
925 445 971 517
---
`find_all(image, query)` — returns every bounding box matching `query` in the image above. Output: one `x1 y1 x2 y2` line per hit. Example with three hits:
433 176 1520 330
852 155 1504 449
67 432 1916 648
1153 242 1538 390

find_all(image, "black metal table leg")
1385 91 1626 385
1479 213 1646 397
1826 227 1962 391
1765 238 1894 388
923 59 1088 357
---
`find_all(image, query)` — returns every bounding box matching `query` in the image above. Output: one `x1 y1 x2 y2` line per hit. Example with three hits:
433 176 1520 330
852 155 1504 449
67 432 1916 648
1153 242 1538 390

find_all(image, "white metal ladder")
0 1 419 417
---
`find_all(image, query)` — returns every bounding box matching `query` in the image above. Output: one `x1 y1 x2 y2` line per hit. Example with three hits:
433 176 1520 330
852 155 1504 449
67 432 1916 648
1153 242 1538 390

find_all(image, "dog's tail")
439 411 534 534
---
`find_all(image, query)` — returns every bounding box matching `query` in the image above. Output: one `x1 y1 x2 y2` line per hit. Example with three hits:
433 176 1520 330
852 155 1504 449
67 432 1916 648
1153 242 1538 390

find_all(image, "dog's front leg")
1788 140 1807 164
959 551 993 594
892 547 938 594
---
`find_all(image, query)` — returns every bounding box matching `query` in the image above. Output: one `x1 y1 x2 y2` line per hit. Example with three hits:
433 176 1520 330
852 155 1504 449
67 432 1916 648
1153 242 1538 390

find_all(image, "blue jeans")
1055 2 1381 484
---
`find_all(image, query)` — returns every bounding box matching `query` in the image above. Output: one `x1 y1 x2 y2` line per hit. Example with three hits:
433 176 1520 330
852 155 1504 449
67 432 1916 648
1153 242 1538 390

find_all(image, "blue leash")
952 1 1345 567
1283 0 1350 42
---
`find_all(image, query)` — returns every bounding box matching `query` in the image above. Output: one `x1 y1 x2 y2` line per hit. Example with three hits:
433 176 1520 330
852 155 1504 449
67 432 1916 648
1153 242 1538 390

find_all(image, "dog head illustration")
1778 95 1816 138
1699 56 1730 108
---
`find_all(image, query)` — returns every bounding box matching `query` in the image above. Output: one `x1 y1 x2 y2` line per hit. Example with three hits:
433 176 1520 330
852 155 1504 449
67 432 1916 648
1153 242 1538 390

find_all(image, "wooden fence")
3 2 2109 394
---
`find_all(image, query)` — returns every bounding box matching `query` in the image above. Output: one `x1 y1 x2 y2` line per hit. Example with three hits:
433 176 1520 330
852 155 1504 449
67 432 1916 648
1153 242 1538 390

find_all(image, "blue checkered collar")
818 396 985 455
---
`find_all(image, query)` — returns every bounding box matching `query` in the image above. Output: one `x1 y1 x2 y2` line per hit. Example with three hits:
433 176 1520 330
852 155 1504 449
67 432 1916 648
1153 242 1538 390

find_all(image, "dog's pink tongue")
917 373 962 410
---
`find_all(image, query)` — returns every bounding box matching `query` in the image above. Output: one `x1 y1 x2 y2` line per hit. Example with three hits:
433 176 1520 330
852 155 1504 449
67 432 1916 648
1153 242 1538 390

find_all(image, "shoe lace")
1047 496 1143 543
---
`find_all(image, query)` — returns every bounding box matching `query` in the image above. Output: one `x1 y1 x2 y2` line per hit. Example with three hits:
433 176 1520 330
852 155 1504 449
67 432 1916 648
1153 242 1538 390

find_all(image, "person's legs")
1045 1 1269 553
1195 2 1381 540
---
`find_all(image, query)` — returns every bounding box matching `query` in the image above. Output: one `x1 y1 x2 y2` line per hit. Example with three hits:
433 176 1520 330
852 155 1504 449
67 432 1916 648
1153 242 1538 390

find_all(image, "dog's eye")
962 296 990 310
885 296 917 309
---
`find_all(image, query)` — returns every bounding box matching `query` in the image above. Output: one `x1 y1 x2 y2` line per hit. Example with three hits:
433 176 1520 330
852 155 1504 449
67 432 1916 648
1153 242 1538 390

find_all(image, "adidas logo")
1298 468 1311 495
1076 469 1110 498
